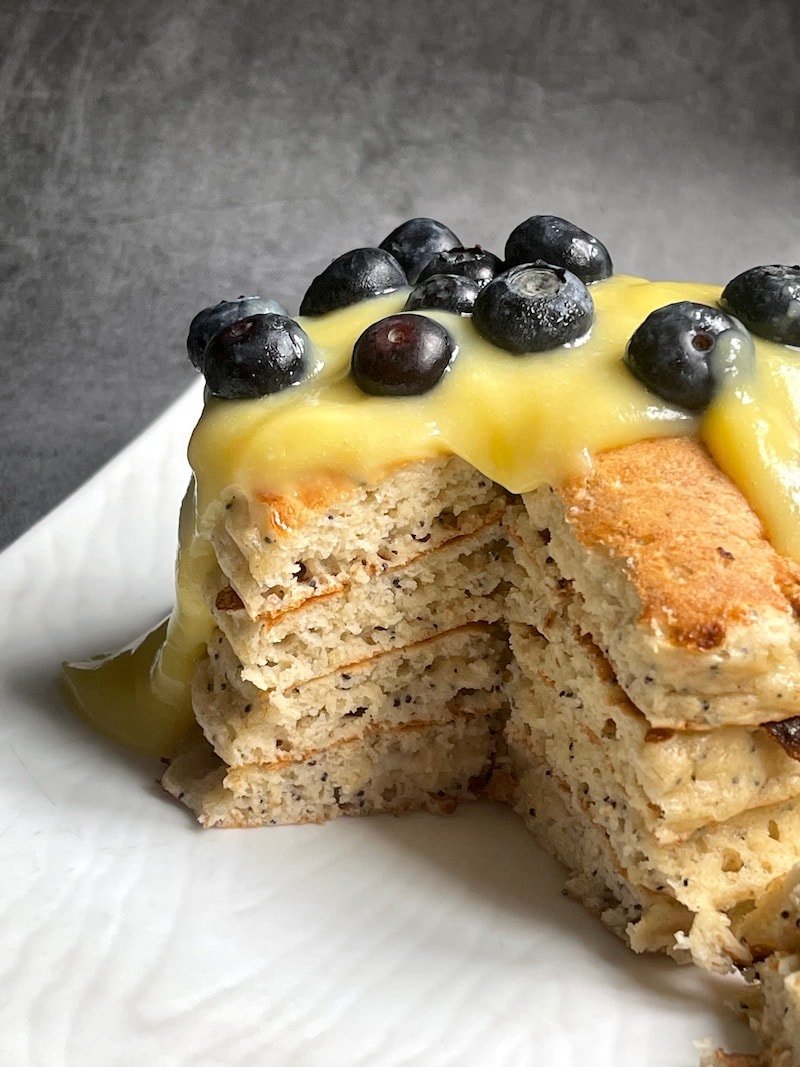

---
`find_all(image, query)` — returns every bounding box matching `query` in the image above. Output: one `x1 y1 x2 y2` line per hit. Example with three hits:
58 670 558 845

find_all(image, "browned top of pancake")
558 438 800 651
255 472 357 538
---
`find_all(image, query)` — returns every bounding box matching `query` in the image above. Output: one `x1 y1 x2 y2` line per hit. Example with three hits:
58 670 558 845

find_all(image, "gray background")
2 0 799 549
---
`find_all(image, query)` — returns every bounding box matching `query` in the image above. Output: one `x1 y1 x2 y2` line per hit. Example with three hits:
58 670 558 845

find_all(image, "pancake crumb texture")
748 954 800 1066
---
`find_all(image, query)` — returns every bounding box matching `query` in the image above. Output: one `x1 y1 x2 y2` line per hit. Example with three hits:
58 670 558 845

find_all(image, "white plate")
0 382 756 1066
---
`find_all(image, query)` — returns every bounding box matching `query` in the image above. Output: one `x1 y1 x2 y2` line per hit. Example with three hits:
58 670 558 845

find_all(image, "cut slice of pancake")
206 455 507 618
212 519 509 690
196 623 507 766
164 709 505 828
169 455 513 835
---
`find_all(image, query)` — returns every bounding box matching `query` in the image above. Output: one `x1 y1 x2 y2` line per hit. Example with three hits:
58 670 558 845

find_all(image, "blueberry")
299 248 406 316
417 246 502 288
720 265 800 346
404 274 480 315
351 313 456 396
624 301 739 411
504 216 612 284
473 263 594 354
379 218 461 283
203 313 311 399
186 296 287 369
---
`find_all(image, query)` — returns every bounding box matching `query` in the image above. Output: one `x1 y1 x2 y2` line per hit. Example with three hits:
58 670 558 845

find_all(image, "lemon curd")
63 275 800 756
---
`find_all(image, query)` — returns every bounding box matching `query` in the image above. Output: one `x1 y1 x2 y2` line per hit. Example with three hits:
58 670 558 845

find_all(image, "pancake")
705 952 800 1064
196 623 507 766
59 220 800 1062
163 708 505 828
517 439 800 731
206 454 507 618
748 954 800 1066
212 516 509 689
65 229 800 1061
157 436 800 979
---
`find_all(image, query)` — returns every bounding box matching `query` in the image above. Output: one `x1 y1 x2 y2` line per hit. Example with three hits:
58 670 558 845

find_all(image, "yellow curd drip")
63 275 800 757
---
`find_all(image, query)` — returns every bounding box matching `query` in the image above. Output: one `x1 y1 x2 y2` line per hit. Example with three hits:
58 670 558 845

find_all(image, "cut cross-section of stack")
164 456 512 827
163 438 800 974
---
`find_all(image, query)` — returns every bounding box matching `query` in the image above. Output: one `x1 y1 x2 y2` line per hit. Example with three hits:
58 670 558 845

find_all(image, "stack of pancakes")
502 438 800 972
164 456 512 827
163 437 800 973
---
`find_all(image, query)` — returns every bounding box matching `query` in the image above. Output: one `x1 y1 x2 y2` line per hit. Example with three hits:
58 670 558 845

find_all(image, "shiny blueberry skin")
417 246 502 288
186 296 287 369
351 313 456 396
720 265 800 346
379 218 461 283
299 248 406 316
504 215 613 284
624 301 739 411
473 263 594 354
404 273 480 315
203 313 310 399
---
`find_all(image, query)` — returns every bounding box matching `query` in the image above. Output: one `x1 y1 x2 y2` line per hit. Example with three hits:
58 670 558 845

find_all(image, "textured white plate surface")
0 383 756 1066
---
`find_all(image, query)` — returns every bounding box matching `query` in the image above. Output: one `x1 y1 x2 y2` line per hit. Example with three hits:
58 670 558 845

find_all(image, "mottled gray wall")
2 0 799 547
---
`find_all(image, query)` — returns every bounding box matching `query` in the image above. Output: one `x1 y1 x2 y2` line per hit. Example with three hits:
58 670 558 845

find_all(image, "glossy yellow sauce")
63 275 800 757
